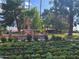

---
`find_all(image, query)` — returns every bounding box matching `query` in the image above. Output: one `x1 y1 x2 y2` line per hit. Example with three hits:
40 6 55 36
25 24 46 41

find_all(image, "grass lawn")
48 33 79 39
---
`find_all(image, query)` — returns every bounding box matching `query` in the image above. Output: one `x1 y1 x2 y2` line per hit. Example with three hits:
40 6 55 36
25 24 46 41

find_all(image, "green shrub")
8 37 17 42
32 54 40 58
51 35 55 40
53 51 63 56
10 55 23 59
75 50 79 55
41 54 46 58
51 35 62 41
13 38 17 42
25 54 31 59
16 55 23 59
9 55 17 59
44 35 48 41
2 41 79 59
66 55 75 59
0 37 7 43
75 55 79 59
8 38 13 42
46 52 53 59
27 34 32 42
34 36 38 41
53 56 66 59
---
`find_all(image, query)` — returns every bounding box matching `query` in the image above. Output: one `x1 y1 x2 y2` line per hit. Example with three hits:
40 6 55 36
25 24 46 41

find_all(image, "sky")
26 0 50 12
0 0 51 13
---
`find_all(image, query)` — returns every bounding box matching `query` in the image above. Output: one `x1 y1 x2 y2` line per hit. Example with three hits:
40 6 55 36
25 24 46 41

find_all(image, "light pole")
28 0 31 9
40 0 42 18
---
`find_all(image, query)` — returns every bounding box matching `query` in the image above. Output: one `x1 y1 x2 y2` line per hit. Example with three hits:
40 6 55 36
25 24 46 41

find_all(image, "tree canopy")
48 0 79 36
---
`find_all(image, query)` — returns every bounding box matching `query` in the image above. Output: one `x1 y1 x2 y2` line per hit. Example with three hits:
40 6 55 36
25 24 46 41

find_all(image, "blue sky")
0 0 51 12
26 0 50 12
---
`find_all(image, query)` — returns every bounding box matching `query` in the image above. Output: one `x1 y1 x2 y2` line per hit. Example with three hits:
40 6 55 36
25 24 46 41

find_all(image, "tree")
1 0 23 31
32 8 42 29
49 0 79 36
42 9 69 32
20 7 42 30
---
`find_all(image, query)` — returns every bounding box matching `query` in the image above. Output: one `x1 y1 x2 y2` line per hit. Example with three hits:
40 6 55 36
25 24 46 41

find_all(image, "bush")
75 55 79 59
44 35 48 41
32 54 40 58
8 37 17 42
10 55 17 59
34 35 38 41
51 35 62 41
53 56 65 59
27 34 32 42
46 52 53 59
8 38 13 42
0 37 7 43
66 55 75 59
75 50 79 55
10 55 23 59
16 55 23 59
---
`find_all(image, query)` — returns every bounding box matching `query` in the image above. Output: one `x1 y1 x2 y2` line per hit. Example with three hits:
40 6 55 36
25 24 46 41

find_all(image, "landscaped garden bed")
0 41 79 59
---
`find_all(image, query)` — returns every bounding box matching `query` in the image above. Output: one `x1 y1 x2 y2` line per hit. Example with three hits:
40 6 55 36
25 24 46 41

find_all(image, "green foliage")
27 34 32 42
2 0 23 26
33 36 38 41
46 52 53 59
10 55 23 59
10 55 16 59
51 35 63 41
32 8 42 29
8 37 17 42
1 41 79 59
0 38 7 43
42 9 69 32
44 34 48 41
49 0 79 36
16 55 23 59
1 0 25 31
20 7 43 29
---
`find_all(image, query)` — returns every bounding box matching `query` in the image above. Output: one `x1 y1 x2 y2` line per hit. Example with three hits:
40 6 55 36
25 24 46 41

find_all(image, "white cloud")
24 2 32 8
25 2 32 6
73 25 79 31
0 8 3 13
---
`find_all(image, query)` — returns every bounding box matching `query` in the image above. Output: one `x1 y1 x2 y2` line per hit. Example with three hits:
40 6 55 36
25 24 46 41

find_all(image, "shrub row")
0 37 17 43
0 41 79 59
0 34 66 43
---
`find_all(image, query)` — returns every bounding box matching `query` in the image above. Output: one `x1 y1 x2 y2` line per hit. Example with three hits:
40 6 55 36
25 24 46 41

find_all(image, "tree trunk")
68 7 73 36
14 10 20 32
16 17 20 32
68 17 73 36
